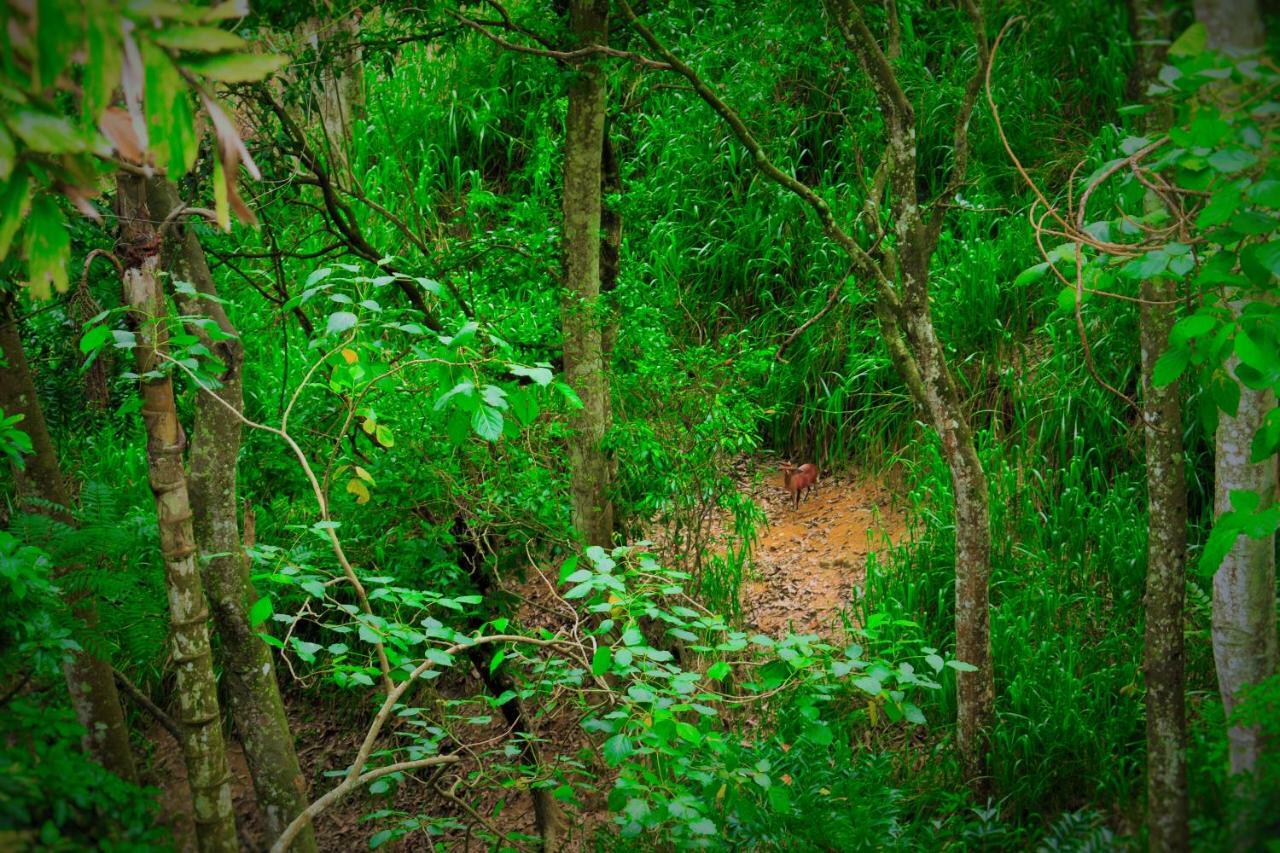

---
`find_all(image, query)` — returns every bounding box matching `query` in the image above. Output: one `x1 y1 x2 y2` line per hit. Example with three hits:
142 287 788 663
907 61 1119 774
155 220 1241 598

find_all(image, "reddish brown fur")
780 461 818 508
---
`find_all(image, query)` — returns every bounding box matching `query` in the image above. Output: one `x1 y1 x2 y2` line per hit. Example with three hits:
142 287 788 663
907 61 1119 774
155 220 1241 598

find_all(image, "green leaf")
23 196 70 300
591 645 611 677
143 42 197 177
7 109 83 154
1121 251 1169 280
84 6 122 121
0 173 33 260
152 27 248 52
471 406 504 442
489 649 506 673
0 127 13 183
1247 241 1280 279
1152 346 1190 387
1172 313 1216 341
1234 330 1270 373
706 661 730 681
327 311 358 335
602 734 634 766
248 595 273 627
1168 22 1207 57
1013 262 1049 287
183 53 289 83
1207 149 1258 174
36 0 80 90
509 364 554 386
79 325 112 354
374 424 394 448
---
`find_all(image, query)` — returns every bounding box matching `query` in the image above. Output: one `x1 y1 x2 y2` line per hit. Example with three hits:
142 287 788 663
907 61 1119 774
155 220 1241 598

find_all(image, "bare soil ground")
742 465 907 637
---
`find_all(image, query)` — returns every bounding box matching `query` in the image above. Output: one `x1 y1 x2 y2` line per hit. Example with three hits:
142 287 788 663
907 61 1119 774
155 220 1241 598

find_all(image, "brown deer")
780 461 818 509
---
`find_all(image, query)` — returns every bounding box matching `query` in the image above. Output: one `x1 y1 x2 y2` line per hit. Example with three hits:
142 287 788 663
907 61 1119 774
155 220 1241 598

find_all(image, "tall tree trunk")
116 174 239 853
1129 3 1190 848
561 0 615 548
147 180 316 852
1140 279 1190 853
881 268 994 794
0 304 137 782
1196 0 1278 810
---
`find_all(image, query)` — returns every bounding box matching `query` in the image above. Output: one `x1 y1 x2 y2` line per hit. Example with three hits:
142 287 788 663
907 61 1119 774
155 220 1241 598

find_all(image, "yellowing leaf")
341 347 358 364
346 478 371 504
353 465 375 485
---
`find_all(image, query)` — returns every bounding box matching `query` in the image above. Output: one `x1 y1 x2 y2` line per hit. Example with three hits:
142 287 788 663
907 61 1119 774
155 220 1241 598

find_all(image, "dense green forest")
1 0 1278 849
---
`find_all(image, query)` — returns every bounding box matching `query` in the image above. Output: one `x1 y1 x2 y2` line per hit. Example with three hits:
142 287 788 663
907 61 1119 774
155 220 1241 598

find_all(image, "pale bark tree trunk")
116 174 238 853
148 180 316 852
0 305 137 782
561 0 615 548
1195 0 1278 809
1128 3 1190 848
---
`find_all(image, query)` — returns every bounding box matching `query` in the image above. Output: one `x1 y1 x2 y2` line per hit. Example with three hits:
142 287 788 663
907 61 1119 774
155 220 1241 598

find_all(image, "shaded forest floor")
151 460 909 850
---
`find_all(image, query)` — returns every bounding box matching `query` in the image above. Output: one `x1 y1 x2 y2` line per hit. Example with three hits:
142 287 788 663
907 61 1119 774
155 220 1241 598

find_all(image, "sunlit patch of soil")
740 466 906 638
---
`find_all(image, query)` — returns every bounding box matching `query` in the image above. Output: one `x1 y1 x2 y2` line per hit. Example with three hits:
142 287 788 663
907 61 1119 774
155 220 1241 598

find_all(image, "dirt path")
741 465 907 638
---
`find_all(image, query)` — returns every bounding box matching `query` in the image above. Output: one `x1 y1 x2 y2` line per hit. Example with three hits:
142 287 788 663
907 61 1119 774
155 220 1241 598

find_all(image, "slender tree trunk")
881 282 994 794
561 0 614 548
116 174 239 853
1128 3 1190 848
0 305 137 782
148 180 316 852
1140 274 1190 852
1195 0 1278 818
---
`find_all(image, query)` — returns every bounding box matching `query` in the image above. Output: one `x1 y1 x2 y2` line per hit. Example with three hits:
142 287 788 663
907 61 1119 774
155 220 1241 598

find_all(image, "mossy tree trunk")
561 0 615 548
0 303 137 783
1129 3 1190 848
147 179 316 852
116 174 238 853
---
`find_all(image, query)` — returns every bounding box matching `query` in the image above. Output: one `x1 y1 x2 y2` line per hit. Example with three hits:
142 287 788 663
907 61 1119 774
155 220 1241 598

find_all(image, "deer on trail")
780 461 818 509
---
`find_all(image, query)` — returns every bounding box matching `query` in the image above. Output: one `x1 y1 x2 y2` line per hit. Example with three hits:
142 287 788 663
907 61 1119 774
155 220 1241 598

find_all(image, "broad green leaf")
7 109 83 154
1014 262 1049 287
1121 251 1168 279
153 27 248 52
327 311 358 335
79 325 112 354
0 126 13 182
1168 23 1207 57
36 0 79 91
84 6 123 121
1234 330 1270 373
471 406 504 442
143 42 196 177
248 594 273 627
1152 346 1190 387
183 53 289 83
23 195 70 299
591 645 611 677
707 661 731 681
602 734 633 766
0 173 33 260
1207 149 1258 174
509 364 554 386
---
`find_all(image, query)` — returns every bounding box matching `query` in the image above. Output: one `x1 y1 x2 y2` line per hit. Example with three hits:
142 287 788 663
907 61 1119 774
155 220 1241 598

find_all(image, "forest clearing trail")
739 465 907 638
